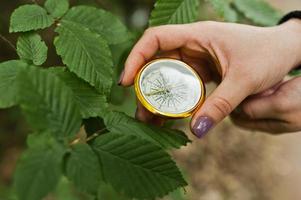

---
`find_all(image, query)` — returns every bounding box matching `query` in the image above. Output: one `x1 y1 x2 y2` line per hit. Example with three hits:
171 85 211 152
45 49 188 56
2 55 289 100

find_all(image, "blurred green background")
1 0 301 200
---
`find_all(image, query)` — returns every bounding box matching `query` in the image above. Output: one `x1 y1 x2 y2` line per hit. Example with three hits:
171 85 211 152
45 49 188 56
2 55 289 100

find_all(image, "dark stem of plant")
0 34 16 51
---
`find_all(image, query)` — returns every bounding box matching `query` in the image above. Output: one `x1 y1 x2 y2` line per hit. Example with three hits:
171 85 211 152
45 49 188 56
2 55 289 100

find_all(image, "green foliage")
63 6 131 45
97 182 130 200
91 133 187 199
233 0 282 26
149 0 200 26
52 178 81 200
104 111 191 149
0 60 27 108
17 33 48 65
208 0 238 22
17 66 82 139
10 5 54 32
66 143 102 194
289 70 301 76
45 0 69 18
54 20 113 95
1 0 282 199
49 68 108 118
14 134 65 200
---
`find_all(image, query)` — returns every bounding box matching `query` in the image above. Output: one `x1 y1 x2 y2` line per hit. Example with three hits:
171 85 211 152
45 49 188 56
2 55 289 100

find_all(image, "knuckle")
144 27 157 35
271 93 290 113
211 96 233 119
242 103 256 119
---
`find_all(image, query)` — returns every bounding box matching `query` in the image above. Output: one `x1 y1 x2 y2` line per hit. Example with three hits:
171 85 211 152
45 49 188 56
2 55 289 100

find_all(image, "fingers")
239 78 295 120
253 81 283 98
156 49 181 60
231 117 290 134
135 101 154 123
135 100 166 126
231 77 301 133
120 25 192 86
191 78 251 138
240 95 280 120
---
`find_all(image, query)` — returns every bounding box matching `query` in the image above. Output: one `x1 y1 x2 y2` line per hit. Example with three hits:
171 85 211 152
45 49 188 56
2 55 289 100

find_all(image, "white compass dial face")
139 59 202 114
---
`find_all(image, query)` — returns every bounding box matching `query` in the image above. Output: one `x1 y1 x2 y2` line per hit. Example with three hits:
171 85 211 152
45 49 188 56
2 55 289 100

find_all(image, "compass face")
137 59 203 116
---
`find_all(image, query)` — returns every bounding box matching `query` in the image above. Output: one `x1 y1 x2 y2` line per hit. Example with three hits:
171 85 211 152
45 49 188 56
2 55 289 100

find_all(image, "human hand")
231 76 301 134
119 19 301 138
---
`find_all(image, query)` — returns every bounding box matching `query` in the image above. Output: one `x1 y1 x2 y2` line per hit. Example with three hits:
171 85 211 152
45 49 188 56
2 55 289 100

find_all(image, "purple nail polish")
192 116 214 138
118 70 125 85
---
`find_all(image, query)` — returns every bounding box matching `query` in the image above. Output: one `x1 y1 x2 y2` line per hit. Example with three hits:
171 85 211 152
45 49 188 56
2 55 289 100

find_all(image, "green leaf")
17 66 82 139
289 70 301 76
17 33 48 65
91 133 187 199
54 20 113 95
14 135 65 200
49 68 108 118
26 132 54 148
53 178 81 200
97 182 130 200
149 0 200 26
63 6 130 45
10 5 54 32
45 0 69 18
209 0 238 22
0 60 27 108
66 143 102 194
233 0 282 26
104 112 190 149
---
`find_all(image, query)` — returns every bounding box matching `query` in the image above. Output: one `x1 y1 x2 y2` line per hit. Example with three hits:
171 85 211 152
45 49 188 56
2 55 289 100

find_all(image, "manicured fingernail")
118 70 125 85
192 116 214 138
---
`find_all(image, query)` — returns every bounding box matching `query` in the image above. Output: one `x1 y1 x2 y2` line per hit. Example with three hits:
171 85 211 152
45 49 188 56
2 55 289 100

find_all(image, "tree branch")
0 34 16 52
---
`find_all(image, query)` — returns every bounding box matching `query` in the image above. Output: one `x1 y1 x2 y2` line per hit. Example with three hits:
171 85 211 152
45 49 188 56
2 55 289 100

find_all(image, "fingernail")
192 116 214 138
118 70 125 85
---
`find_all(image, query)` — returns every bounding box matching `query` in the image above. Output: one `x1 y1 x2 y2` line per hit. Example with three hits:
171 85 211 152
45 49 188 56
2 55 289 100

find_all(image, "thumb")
191 78 251 138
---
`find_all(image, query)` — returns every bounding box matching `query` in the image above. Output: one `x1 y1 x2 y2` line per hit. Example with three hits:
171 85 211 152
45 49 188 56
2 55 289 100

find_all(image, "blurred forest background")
1 0 301 200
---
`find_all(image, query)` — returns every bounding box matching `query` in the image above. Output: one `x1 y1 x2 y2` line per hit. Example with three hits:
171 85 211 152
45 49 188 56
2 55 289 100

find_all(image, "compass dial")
135 59 205 117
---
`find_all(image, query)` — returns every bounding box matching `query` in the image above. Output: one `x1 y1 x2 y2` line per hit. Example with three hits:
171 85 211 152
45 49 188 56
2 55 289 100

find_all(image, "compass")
134 58 206 118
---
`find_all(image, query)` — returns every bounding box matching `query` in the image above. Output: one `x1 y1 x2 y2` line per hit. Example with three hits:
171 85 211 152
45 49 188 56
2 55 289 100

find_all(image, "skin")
119 19 301 136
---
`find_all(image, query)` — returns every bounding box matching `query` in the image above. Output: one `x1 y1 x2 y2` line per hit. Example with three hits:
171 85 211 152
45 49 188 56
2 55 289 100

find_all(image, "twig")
0 34 16 51
70 128 107 145
86 128 107 142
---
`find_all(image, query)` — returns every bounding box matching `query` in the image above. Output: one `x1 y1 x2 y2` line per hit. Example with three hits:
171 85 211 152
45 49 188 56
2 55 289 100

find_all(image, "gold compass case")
134 58 206 119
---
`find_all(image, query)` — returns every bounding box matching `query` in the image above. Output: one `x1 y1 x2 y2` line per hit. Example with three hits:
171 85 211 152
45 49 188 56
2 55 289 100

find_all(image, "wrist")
279 19 301 71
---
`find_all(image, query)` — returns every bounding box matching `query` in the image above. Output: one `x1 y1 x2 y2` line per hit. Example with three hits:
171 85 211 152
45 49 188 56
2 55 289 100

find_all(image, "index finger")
120 24 192 86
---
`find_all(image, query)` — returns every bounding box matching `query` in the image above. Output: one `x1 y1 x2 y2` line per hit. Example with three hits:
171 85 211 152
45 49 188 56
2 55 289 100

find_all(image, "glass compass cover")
138 59 203 115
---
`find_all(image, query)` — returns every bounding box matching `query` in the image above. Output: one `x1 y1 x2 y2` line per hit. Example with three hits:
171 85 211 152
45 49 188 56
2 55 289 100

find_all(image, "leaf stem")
86 128 107 142
0 34 16 51
70 128 107 146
